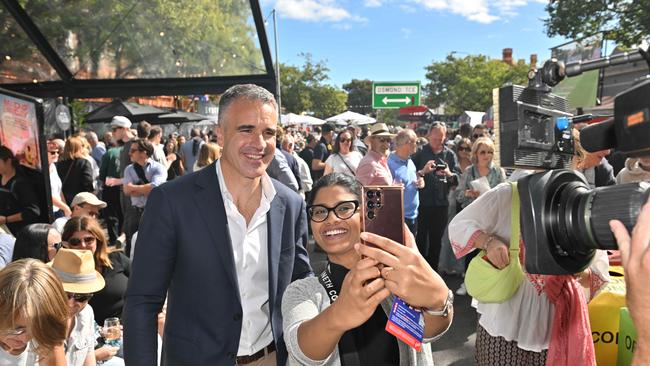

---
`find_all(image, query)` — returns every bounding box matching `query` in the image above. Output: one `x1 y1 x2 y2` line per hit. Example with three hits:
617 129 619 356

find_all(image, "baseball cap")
110 116 132 129
71 192 107 209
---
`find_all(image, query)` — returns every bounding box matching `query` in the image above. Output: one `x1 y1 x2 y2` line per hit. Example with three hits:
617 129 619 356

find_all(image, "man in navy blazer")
123 84 313 365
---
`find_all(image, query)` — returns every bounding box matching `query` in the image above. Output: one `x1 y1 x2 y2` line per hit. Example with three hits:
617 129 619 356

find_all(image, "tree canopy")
544 0 650 47
279 54 347 118
342 79 373 116
2 0 265 81
423 55 529 115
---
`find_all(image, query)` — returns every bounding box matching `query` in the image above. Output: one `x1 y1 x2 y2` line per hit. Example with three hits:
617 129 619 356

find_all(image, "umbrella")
325 111 376 125
281 113 326 126
84 100 167 124
194 119 217 127
154 111 208 124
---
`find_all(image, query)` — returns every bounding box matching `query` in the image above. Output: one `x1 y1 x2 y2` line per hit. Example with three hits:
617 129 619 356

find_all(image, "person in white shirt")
324 129 363 177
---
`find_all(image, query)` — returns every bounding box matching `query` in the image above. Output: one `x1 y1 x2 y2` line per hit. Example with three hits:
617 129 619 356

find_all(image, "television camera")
495 47 650 275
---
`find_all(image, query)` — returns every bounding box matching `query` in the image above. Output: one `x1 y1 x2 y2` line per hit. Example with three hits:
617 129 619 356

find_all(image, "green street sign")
372 81 421 109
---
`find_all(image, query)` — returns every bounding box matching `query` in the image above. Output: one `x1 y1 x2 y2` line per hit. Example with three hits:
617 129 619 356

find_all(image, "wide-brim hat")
364 123 396 145
49 248 105 294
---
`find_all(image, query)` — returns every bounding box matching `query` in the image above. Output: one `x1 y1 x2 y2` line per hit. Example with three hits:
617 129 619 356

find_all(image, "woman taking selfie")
0 259 68 365
282 173 452 365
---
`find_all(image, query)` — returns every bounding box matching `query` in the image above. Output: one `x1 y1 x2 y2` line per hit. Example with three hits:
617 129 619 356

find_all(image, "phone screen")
360 185 405 245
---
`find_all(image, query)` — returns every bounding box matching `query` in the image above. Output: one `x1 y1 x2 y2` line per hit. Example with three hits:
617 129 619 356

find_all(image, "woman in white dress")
324 130 363 177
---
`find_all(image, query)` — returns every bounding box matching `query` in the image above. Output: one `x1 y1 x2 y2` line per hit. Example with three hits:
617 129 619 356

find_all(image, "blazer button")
233 313 242 321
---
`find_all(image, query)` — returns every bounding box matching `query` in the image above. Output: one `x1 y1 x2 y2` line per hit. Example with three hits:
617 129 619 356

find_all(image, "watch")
423 289 454 317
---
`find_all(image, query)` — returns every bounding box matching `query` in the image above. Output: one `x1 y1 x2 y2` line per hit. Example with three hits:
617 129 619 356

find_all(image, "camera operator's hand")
485 237 510 269
329 257 390 331
610 195 650 363
355 226 448 309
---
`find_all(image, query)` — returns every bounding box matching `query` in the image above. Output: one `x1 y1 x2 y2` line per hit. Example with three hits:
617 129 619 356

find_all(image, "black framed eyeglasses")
67 293 94 303
307 200 359 223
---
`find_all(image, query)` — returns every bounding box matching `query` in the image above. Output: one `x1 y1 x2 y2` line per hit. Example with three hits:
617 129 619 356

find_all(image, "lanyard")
317 263 361 366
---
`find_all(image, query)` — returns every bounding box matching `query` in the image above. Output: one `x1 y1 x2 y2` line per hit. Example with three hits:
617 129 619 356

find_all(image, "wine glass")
103 317 121 345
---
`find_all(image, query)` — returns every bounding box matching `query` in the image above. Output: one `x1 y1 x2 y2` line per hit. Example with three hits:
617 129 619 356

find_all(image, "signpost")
372 81 421 109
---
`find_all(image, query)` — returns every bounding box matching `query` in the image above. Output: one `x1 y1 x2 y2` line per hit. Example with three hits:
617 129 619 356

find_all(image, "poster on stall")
0 87 52 223
0 93 42 170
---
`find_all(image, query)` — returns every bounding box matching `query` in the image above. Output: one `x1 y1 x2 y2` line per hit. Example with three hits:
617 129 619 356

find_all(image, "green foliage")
342 79 373 115
423 55 529 115
279 54 347 118
3 0 264 80
70 100 86 127
376 109 400 126
545 0 650 47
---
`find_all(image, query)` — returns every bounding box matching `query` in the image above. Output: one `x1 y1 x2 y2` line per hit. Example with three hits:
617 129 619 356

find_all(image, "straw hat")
364 123 396 145
49 248 105 294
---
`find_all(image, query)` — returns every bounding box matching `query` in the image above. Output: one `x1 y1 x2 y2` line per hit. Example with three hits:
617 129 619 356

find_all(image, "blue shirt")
123 159 168 208
387 153 419 219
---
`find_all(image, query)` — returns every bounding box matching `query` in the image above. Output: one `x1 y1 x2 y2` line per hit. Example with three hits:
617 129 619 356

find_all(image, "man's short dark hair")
218 84 277 125
133 138 154 157
148 126 162 140
137 121 152 139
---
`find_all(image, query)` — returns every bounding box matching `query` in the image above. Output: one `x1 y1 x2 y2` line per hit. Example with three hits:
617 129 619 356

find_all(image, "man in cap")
311 122 336 181
99 116 131 247
356 123 396 186
52 192 107 234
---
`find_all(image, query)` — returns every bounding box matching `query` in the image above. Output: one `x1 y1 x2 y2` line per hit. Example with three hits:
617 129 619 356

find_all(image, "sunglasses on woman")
458 146 471 152
307 200 359 223
67 236 96 246
67 293 94 303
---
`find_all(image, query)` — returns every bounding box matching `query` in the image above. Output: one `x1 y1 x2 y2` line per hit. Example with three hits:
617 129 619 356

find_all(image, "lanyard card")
385 296 424 351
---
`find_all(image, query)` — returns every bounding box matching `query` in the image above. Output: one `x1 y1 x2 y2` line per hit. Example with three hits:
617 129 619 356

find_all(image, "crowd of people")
0 83 648 365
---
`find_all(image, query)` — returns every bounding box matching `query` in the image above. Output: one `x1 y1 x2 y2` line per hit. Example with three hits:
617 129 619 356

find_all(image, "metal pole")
273 9 281 117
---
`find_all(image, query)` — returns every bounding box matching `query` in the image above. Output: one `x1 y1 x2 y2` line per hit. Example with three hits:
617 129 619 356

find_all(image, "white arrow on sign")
382 96 411 105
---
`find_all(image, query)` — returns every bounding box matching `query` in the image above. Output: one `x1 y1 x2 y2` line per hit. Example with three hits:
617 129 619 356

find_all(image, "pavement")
306 239 478 366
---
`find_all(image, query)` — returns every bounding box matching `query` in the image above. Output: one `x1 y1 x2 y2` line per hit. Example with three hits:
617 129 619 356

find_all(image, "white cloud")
407 0 541 24
275 0 366 23
364 0 383 7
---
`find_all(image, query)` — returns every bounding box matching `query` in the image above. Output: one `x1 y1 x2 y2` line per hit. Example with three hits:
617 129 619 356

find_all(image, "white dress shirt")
216 160 277 356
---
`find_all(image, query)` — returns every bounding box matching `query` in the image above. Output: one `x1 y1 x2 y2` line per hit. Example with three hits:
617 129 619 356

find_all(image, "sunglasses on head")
67 236 96 246
67 293 93 303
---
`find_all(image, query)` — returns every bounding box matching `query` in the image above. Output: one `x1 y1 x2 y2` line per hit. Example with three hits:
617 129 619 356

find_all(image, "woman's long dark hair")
12 223 54 262
307 173 362 206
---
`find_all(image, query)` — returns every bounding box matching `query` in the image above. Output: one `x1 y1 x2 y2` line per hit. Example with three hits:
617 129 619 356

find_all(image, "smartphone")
360 185 405 246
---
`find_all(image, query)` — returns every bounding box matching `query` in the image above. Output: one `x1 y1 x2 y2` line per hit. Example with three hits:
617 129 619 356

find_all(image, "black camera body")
497 85 573 170
497 48 650 275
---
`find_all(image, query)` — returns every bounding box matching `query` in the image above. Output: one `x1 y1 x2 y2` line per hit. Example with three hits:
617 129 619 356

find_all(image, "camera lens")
367 201 374 209
367 211 375 220
366 191 375 199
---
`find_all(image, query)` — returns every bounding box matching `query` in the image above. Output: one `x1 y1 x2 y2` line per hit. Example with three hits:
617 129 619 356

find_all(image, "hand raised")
330 257 390 331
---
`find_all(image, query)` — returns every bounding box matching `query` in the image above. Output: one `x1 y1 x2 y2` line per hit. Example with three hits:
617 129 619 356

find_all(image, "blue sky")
260 0 570 88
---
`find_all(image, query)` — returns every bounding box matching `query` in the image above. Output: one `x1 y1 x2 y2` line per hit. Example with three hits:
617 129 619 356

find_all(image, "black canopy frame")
0 0 277 99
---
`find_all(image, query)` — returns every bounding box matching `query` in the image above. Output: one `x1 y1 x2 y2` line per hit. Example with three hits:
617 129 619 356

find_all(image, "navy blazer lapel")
266 191 285 307
192 163 239 293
